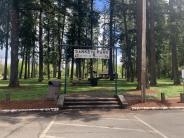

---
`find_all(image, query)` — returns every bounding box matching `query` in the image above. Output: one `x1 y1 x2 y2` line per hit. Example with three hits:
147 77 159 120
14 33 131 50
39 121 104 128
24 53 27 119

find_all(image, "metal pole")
115 48 118 95
64 47 67 94
90 0 94 80
182 70 184 93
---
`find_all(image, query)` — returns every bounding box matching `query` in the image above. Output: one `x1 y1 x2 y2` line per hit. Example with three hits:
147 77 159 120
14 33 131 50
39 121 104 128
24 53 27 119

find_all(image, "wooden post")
161 93 166 103
180 93 184 103
141 0 147 103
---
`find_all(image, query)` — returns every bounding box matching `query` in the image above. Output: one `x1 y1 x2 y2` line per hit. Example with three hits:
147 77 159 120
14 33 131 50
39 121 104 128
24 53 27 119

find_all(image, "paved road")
0 110 184 138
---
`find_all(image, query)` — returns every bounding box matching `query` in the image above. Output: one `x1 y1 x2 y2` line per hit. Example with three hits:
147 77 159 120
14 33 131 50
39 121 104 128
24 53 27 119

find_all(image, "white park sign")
182 70 184 79
74 49 110 59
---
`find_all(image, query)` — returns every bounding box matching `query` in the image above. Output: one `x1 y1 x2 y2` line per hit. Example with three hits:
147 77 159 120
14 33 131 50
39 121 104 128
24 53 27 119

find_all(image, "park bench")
71 78 99 86
99 72 118 79
71 80 91 86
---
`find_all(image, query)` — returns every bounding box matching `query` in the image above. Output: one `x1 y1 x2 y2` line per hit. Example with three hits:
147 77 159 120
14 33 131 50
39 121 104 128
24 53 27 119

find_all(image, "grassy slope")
0 79 183 101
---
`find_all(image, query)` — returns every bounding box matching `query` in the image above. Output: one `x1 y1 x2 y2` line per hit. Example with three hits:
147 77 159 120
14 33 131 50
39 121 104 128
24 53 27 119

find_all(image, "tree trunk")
121 63 124 79
76 59 82 79
47 64 50 80
123 5 133 82
28 51 30 78
38 8 44 82
77 0 82 80
31 48 35 78
140 0 147 102
169 0 180 85
3 14 9 80
90 0 94 79
157 62 160 79
67 61 70 77
57 1 66 79
149 0 157 86
9 1 19 87
53 64 57 78
24 50 28 79
70 57 74 80
82 60 85 79
19 47 25 79
136 0 142 90
109 0 114 81
47 18 50 80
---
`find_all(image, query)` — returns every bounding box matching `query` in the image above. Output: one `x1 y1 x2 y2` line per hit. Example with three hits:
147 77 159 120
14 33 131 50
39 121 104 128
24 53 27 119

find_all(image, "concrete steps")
63 96 122 109
65 101 119 105
63 104 121 109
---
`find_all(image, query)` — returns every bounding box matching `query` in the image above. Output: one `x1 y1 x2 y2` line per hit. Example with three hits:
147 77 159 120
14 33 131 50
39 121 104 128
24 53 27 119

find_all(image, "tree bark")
169 0 180 85
3 13 10 80
31 48 35 78
140 0 147 102
77 0 82 80
28 51 30 78
38 7 44 82
24 50 28 79
47 24 50 80
47 63 50 80
90 0 94 79
53 64 57 78
149 0 157 86
136 0 142 90
19 47 25 79
9 1 19 87
109 0 114 81
57 1 66 79
123 5 133 82
70 56 74 80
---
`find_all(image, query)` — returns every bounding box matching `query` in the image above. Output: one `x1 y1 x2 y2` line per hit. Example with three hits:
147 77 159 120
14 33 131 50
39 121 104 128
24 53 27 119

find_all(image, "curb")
131 106 184 110
0 108 59 113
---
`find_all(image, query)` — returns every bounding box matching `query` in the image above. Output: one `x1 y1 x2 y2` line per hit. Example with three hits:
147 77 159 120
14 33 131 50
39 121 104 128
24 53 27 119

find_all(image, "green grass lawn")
0 78 183 101
151 79 184 97
0 79 49 101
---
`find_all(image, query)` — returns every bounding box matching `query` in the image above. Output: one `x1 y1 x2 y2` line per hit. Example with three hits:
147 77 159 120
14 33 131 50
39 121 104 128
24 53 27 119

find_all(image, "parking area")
0 110 184 138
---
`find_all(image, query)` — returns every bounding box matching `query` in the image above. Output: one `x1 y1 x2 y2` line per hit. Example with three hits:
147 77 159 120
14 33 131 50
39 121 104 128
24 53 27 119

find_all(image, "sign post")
182 70 184 93
182 70 184 79
74 49 110 59
61 46 122 95
64 47 67 94
115 48 118 96
73 48 120 95
180 70 184 102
